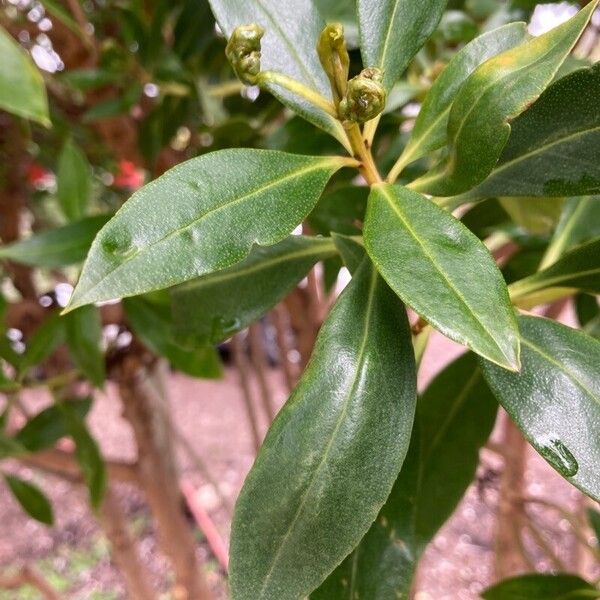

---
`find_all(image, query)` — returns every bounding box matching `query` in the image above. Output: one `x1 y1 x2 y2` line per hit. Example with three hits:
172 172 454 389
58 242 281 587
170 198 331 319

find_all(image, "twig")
231 334 262 453
272 306 297 393
0 565 61 600
248 323 276 423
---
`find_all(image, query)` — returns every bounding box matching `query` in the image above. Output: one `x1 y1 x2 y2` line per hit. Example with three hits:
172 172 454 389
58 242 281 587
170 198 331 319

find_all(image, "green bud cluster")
225 24 265 86
339 68 386 123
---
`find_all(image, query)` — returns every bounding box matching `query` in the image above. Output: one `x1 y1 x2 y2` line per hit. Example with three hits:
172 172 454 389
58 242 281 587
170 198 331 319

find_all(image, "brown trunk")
99 488 159 600
118 356 214 600
494 414 530 579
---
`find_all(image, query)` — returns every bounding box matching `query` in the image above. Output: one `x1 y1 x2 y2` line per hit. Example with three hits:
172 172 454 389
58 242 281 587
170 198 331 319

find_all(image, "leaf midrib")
520 265 600 294
257 268 379 598
521 335 598 402
177 240 336 292
485 124 600 180
73 159 336 305
376 186 512 364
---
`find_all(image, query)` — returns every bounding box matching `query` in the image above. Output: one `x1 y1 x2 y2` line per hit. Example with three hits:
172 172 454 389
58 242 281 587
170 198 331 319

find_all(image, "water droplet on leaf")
210 316 241 343
539 436 578 477
102 235 139 259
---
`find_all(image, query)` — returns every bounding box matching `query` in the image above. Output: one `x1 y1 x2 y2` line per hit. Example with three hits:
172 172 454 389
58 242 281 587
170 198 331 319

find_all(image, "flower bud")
225 24 265 86
339 68 386 123
317 23 350 104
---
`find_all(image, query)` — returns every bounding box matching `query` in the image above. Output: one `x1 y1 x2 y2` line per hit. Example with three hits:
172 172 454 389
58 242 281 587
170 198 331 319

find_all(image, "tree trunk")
118 356 214 600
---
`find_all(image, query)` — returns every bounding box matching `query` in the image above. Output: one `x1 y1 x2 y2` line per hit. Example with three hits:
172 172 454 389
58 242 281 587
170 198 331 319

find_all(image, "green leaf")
482 574 599 600
124 296 222 378
510 237 600 302
357 0 448 93
576 295 600 339
66 150 348 311
0 215 111 268
499 197 565 236
208 0 348 146
65 306 105 388
15 398 92 452
19 313 66 375
0 26 49 126
4 474 53 525
57 139 92 221
172 236 336 345
331 233 365 274
411 1 598 196
542 196 600 268
364 184 520 370
308 186 368 236
230 259 416 600
313 352 497 599
398 22 528 169
480 315 600 502
462 63 600 199
59 402 106 509
587 508 600 546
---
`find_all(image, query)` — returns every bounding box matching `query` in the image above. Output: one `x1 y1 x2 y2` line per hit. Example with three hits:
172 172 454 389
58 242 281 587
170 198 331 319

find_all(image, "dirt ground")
0 328 598 599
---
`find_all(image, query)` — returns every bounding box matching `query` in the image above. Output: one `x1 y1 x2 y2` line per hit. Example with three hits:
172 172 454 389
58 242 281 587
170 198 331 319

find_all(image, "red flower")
113 160 145 190
27 162 54 188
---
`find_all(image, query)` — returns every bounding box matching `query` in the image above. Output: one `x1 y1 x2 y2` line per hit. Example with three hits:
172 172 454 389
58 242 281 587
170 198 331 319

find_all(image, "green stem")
344 122 382 185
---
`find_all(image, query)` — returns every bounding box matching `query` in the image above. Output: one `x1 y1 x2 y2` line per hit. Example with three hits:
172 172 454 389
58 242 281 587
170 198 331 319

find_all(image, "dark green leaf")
4 474 53 525
575 295 600 339
308 186 368 236
66 150 348 311
463 64 600 199
209 0 348 146
331 233 365 274
0 26 49 126
57 140 91 221
172 235 336 345
587 508 600 547
510 237 600 302
364 184 520 370
397 22 528 171
19 313 66 375
461 199 510 239
230 260 416 600
480 315 600 501
15 398 92 453
59 403 106 509
124 296 222 378
313 352 497 599
358 0 448 93
499 197 565 236
482 573 599 599
65 306 105 388
411 2 597 195
0 215 111 268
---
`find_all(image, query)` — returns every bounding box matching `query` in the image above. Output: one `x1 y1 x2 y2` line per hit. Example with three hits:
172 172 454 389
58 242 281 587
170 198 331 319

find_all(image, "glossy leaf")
59 402 106 509
357 0 448 93
65 306 105 388
510 238 600 302
19 313 66 375
124 296 222 378
15 398 92 452
411 2 598 195
542 196 600 268
313 352 497 599
399 22 528 169
229 260 416 600
308 186 368 236
463 63 600 199
66 150 347 311
0 215 111 268
0 26 49 126
480 315 600 501
57 139 91 221
482 574 599 600
364 184 520 370
331 233 365 274
4 474 53 525
172 236 336 345
208 0 347 145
